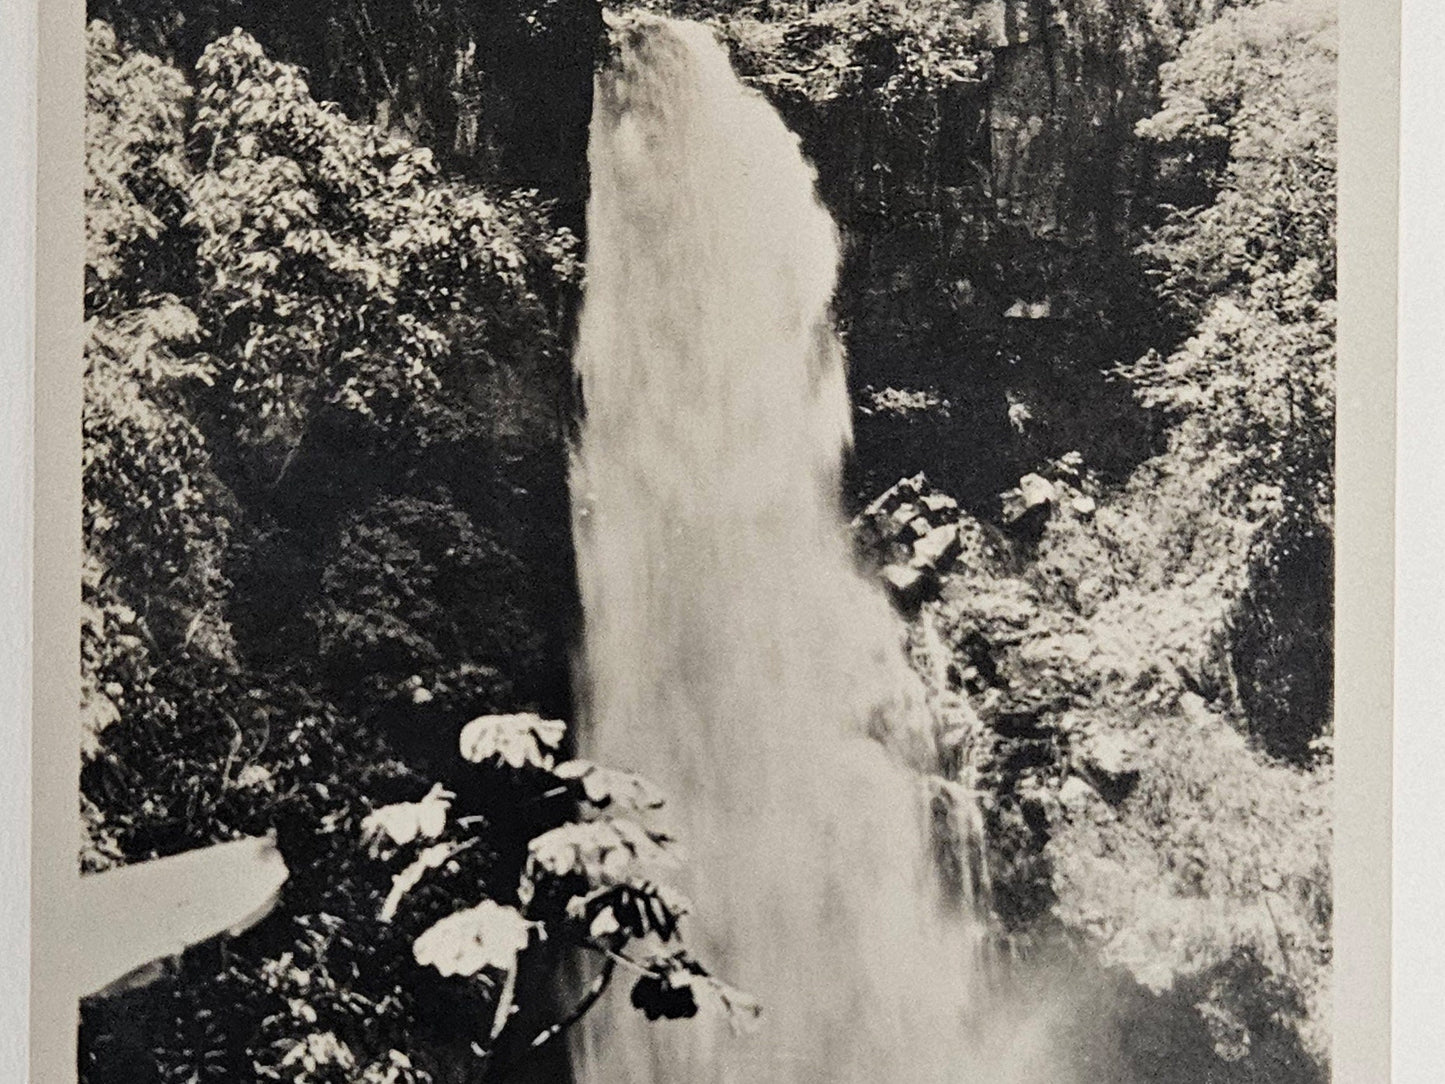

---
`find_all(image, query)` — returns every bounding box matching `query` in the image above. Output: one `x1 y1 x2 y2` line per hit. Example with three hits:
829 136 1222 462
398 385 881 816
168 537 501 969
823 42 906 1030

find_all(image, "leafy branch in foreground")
362 713 759 1074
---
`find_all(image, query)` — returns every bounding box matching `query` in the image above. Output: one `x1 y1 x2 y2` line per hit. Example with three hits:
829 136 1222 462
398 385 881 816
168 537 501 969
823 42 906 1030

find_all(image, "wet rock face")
854 475 1081 932
846 468 1089 931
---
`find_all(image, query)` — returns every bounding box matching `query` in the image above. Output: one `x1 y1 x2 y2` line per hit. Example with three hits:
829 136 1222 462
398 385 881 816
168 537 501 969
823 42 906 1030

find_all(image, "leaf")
413 900 536 1039
358 1050 420 1084
276 1031 357 1072
564 881 692 943
629 966 698 1022
412 899 535 978
380 840 466 923
524 820 675 898
629 952 762 1032
361 783 454 854
459 713 567 770
554 760 668 813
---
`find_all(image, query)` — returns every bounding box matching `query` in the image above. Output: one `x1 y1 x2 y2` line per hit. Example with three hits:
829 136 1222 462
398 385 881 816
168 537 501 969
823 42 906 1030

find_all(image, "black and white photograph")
26 0 1392 1081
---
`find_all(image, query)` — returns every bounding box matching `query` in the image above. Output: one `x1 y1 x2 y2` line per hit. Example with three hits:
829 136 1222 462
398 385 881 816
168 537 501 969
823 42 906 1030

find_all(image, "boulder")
854 475 972 602
1019 473 1056 509
879 563 936 614
863 473 927 519
1075 731 1140 806
920 492 960 518
1059 775 1095 809
1001 473 1056 533
911 523 963 574
890 503 921 534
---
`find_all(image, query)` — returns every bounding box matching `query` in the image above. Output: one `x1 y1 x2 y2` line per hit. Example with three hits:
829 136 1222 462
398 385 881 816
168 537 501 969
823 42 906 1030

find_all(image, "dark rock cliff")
713 0 1176 514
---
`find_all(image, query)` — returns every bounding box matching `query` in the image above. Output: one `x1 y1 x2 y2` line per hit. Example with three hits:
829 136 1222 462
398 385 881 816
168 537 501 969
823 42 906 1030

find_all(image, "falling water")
569 14 988 1083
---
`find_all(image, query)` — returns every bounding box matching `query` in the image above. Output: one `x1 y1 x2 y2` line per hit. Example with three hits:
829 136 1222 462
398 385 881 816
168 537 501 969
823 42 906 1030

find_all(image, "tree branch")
529 957 617 1052
486 957 616 1084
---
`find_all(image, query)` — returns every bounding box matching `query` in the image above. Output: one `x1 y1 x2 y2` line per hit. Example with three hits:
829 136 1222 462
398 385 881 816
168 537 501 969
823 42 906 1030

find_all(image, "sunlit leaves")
412 899 536 978
1041 0 1340 1060
459 713 567 770
270 1029 357 1081
360 702 731 1047
1131 0 1336 536
84 146 229 641
554 759 668 813
83 300 236 663
356 1049 425 1084
524 819 676 891
344 674 737 1052
410 901 540 1046
183 29 579 455
83 26 238 801
411 899 536 1039
361 783 455 855
1136 0 1336 318
84 20 193 307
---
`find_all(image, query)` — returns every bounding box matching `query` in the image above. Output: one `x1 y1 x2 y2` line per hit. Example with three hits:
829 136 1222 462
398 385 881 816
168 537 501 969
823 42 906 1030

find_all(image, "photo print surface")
73 2 1344 1082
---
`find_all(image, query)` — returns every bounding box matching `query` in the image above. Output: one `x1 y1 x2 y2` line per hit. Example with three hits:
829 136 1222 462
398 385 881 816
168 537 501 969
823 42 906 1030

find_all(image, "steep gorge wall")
714 0 1181 512
96 0 1186 519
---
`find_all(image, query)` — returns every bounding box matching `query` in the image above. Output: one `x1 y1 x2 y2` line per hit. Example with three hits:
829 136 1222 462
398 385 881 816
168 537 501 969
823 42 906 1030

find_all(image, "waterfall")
568 14 987 1083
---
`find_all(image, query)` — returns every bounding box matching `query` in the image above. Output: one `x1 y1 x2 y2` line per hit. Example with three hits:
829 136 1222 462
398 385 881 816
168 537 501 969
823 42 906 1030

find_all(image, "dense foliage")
81 18 626 1082
1130 0 1337 759
81 1 1338 1082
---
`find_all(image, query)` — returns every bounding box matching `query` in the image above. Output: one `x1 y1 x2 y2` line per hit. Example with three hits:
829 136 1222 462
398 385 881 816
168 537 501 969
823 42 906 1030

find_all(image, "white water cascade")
568 14 990 1083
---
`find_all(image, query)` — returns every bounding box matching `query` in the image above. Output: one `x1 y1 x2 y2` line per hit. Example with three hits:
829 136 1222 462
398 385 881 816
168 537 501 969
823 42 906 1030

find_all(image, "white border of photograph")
1394 1 1445 1079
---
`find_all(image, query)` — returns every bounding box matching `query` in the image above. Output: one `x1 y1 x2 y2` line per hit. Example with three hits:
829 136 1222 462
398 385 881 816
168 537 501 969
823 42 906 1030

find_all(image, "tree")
82 21 247 865
1126 0 1336 760
178 29 581 712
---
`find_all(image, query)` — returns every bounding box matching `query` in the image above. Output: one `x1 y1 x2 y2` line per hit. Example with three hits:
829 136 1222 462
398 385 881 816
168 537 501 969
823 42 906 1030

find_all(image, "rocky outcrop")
848 462 1110 930
1000 471 1056 534
852 473 991 613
